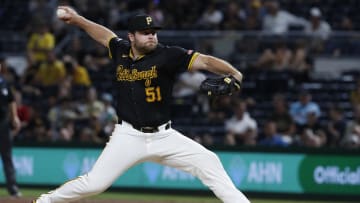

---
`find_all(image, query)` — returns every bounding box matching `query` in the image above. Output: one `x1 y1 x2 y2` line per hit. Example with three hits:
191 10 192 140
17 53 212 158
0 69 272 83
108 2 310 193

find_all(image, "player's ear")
128 32 135 42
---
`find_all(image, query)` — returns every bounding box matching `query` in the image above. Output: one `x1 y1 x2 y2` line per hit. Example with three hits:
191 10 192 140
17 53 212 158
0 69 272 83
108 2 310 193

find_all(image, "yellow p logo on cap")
146 17 152 25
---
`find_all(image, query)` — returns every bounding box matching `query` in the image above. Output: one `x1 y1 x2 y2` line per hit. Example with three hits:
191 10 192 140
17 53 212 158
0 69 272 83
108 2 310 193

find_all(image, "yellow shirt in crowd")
73 65 91 86
27 32 55 63
36 60 66 86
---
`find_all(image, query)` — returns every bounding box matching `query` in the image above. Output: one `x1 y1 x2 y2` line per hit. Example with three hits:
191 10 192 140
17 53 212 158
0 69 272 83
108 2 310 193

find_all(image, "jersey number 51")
145 86 162 102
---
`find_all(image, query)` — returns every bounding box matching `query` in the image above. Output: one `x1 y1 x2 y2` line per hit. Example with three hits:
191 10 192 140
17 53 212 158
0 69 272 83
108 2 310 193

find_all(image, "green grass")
0 188 354 203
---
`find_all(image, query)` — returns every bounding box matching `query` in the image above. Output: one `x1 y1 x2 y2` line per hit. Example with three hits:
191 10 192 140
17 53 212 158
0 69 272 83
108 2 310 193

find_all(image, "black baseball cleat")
10 191 22 198
9 185 22 198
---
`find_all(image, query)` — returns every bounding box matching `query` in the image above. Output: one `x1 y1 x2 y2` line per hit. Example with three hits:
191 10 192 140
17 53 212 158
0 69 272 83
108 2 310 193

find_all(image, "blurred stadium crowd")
1 0 360 149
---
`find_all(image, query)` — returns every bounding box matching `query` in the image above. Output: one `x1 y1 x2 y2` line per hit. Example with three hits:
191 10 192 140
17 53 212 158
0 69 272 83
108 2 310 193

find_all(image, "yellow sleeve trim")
187 52 200 71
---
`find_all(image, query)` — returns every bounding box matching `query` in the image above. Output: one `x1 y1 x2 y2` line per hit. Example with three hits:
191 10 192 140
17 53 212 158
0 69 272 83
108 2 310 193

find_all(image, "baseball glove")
199 75 241 96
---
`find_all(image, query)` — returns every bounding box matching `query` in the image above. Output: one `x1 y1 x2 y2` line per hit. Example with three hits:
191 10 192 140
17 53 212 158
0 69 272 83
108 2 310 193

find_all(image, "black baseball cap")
128 14 162 32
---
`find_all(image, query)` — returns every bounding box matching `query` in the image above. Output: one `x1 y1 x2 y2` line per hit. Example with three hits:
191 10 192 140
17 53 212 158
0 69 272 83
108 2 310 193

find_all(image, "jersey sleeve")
165 46 199 73
108 37 130 60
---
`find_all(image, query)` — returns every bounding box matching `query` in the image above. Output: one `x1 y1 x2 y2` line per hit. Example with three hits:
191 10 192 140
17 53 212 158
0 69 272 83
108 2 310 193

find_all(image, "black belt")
119 120 171 133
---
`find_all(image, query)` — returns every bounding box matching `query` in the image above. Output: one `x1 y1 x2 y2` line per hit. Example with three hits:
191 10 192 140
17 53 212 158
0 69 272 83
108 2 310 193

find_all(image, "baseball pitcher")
33 6 250 203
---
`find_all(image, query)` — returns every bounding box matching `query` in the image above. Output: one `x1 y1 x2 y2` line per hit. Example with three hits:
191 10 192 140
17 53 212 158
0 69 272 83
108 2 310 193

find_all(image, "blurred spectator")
34 51 66 87
108 1 131 30
27 23 55 66
98 93 117 138
224 99 257 146
63 35 85 63
57 78 72 100
161 0 200 29
78 127 102 143
146 0 164 26
304 7 332 41
207 96 233 123
338 16 354 31
29 0 54 24
198 2 223 30
304 7 331 54
258 121 290 147
80 88 109 140
0 57 20 87
192 134 202 144
47 97 78 141
289 90 321 128
342 104 360 149
63 55 92 87
197 41 215 55
298 111 327 148
350 78 360 106
14 90 31 128
173 71 206 98
23 108 50 142
269 93 295 144
201 133 215 147
328 16 358 56
229 38 259 69
20 59 42 97
262 0 307 34
0 58 39 117
244 0 263 30
77 87 105 120
221 1 246 30
224 130 237 146
325 105 346 147
77 0 108 25
288 40 313 83
253 41 292 71
83 43 111 72
58 119 75 142
341 135 359 149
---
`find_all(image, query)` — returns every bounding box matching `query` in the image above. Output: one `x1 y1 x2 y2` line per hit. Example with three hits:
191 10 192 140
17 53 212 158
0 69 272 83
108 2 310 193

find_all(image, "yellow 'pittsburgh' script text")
116 65 158 82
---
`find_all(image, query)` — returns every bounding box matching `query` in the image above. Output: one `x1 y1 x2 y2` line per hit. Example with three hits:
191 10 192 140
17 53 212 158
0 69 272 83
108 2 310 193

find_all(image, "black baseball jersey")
0 76 14 122
108 37 199 127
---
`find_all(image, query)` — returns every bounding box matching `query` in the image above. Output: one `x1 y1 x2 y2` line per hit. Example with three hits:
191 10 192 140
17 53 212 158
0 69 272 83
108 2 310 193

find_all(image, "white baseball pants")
35 121 250 203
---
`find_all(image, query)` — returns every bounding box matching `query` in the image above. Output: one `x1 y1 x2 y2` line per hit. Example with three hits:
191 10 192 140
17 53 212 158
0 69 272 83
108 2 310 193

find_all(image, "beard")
134 40 157 54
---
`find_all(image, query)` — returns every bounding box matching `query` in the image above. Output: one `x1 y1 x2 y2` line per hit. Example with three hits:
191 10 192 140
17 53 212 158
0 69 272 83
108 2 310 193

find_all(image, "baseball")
56 8 67 18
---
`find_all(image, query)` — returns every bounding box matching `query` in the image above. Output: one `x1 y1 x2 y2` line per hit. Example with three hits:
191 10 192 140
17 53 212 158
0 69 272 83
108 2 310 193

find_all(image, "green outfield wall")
0 147 359 196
